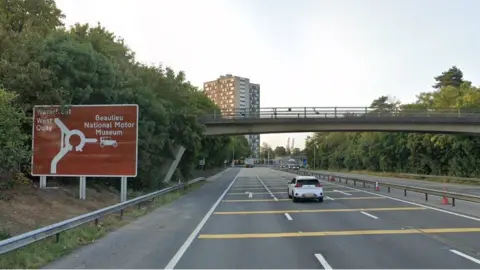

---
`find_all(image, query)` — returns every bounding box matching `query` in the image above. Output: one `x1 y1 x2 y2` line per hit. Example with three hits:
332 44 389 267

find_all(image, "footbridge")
199 107 480 136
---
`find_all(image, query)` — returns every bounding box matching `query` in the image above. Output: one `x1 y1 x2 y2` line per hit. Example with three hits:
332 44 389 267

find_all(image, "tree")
433 66 464 89
0 0 64 34
229 136 251 160
0 88 29 187
260 142 275 160
291 148 301 156
0 2 235 191
304 66 480 178
274 146 287 157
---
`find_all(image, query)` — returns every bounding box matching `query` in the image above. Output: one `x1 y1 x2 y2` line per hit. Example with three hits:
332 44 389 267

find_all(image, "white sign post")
120 177 128 202
79 176 86 200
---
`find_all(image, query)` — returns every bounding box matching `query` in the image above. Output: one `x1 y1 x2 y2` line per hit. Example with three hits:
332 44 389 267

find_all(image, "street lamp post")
267 148 270 165
232 143 235 167
313 145 317 170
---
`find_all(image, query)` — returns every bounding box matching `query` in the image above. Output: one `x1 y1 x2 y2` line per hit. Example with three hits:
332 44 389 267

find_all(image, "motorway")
47 168 480 269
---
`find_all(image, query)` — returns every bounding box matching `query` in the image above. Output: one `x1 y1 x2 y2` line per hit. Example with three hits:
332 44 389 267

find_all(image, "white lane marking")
450 249 480 265
165 171 240 269
333 189 352 196
257 175 278 201
248 192 253 198
360 211 379 219
314 253 333 270
325 196 335 201
317 174 480 222
284 213 293 220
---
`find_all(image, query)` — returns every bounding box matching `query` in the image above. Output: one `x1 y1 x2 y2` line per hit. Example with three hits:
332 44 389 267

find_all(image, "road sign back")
32 104 139 177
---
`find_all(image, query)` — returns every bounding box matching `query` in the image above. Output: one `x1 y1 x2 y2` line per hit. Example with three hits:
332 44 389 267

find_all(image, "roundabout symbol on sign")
50 118 98 174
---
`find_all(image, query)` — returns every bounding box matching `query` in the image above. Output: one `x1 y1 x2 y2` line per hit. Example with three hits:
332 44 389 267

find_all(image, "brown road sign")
32 105 139 177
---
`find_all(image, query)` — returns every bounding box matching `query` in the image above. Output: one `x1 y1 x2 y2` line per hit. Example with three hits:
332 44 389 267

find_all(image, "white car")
287 176 324 202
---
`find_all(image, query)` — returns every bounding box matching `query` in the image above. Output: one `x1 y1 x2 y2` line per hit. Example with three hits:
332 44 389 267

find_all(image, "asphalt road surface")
47 167 480 269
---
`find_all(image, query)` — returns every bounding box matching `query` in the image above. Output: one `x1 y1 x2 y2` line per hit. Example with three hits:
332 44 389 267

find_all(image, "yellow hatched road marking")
228 192 287 195
199 228 480 239
230 187 286 190
233 185 286 188
214 207 426 215
221 197 385 202
227 190 362 195
230 186 349 190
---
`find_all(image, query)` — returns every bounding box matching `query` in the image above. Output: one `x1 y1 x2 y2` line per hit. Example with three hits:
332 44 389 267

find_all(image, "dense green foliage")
305 67 480 177
273 146 287 157
229 136 252 160
0 0 245 190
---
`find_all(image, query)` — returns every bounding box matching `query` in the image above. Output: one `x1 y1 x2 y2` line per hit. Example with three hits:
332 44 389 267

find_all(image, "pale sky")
56 0 480 149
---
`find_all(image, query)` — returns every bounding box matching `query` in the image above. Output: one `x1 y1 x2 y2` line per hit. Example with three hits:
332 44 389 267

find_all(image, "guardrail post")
213 109 216 119
363 182 365 188
452 198 455 207
304 107 307 118
387 187 390 193
354 180 356 186
55 233 60 243
425 193 428 201
334 107 337 118
404 190 407 196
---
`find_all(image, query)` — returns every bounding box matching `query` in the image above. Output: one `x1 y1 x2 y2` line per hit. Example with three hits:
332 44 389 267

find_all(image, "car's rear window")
298 179 319 185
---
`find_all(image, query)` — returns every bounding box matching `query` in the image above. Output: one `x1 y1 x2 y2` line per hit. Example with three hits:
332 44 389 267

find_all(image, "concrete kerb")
207 168 232 182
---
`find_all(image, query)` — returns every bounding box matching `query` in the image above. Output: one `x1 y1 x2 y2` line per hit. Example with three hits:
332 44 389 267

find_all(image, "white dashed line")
284 213 293 220
360 211 379 219
314 253 333 270
333 189 352 196
325 196 335 201
450 250 480 265
257 175 278 201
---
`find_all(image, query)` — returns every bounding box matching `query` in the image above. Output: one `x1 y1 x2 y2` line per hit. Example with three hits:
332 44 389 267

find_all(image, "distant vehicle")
100 137 118 148
287 164 299 170
287 176 323 202
287 159 300 170
245 158 254 168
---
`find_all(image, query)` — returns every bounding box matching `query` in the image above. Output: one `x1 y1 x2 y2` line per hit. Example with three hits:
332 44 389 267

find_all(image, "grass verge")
328 169 480 185
0 181 205 269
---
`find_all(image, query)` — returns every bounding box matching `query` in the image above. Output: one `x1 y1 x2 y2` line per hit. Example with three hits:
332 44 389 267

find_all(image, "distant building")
203 74 260 157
